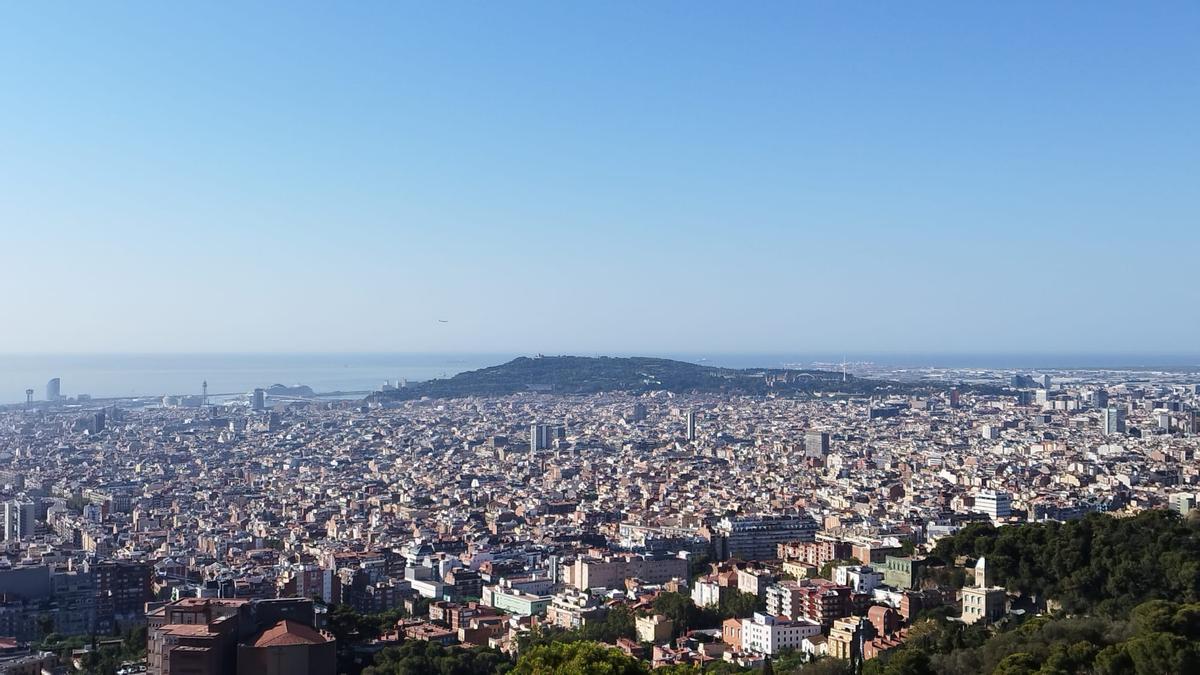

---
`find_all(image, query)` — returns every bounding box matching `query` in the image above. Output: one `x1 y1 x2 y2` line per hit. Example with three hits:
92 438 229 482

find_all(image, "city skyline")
3 2 1198 354
3 5 1199 673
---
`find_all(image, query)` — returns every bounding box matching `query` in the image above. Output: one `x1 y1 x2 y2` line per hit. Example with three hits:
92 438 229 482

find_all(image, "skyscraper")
3 500 35 541
805 431 830 457
530 423 551 452
46 377 61 402
1102 407 1126 436
686 411 698 442
252 388 266 411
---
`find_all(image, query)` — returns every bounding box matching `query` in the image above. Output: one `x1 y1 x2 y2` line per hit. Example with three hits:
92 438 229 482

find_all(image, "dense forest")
929 509 1200 615
863 509 1200 675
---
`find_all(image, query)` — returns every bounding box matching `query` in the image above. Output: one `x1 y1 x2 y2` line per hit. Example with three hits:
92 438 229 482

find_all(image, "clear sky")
1 2 1197 355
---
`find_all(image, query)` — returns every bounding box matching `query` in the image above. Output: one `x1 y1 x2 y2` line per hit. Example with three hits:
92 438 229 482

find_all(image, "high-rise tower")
1102 407 1126 435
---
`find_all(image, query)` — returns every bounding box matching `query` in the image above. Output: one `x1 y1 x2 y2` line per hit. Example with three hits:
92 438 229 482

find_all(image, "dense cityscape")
0 357 1197 674
5 3 1197 673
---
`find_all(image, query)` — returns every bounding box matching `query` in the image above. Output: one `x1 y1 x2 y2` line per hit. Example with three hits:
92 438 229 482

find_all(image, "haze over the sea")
4 352 1199 404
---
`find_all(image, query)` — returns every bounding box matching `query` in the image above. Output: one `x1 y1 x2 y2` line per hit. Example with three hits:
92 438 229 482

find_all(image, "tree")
1036 641 1099 675
931 510 1200 616
329 603 421 674
512 641 649 675
990 652 1038 675
770 648 809 673
717 589 764 620
651 666 702 675
1130 600 1175 634
328 603 384 645
1121 632 1200 675
864 648 935 675
789 659 854 675
652 592 704 637
1171 603 1200 639
579 606 636 643
122 625 148 655
1092 643 1134 675
364 641 511 675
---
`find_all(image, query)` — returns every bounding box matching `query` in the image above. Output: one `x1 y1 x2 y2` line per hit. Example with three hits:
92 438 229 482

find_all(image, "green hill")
373 355 930 401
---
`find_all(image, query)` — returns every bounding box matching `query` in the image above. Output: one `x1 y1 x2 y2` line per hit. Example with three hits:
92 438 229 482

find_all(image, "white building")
974 490 1012 523
1169 493 1197 515
740 612 822 656
833 564 882 594
691 577 723 608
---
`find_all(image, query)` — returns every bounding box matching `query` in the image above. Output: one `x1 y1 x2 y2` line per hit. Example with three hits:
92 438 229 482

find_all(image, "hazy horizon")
3 349 1200 360
4 350 1200 405
3 2 1197 354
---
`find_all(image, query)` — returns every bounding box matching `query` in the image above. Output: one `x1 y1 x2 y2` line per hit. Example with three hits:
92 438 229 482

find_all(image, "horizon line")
3 350 1200 356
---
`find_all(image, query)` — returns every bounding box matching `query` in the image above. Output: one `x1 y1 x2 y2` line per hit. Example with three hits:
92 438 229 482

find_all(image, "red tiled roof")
249 620 330 647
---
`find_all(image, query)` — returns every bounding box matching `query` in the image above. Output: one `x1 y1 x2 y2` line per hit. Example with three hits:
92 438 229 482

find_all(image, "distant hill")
372 355 936 401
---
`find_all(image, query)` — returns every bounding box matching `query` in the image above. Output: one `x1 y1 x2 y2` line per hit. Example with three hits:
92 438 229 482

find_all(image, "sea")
2 352 1198 405
0 353 512 405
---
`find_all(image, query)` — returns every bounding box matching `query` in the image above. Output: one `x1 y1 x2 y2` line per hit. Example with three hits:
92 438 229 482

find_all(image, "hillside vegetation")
373 355 967 401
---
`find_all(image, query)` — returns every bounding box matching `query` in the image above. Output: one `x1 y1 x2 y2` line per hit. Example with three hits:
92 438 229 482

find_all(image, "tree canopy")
364 641 512 675
930 510 1200 615
512 641 649 675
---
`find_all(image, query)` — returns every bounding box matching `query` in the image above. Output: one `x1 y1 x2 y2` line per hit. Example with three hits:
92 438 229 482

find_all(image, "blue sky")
1 2 1197 354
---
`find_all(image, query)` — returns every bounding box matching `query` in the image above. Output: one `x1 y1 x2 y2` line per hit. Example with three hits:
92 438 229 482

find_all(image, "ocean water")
0 353 514 404
2 352 1198 405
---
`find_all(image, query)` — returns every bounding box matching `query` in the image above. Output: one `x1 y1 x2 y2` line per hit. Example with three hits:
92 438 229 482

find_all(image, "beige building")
635 614 674 644
961 557 1006 625
568 553 688 590
827 616 861 660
